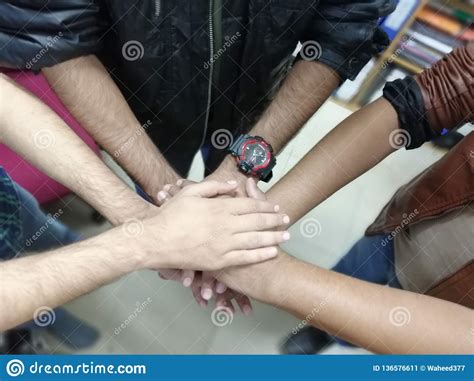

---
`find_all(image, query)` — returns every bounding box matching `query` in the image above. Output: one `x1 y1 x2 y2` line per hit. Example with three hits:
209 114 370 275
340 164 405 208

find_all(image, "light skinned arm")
212 60 341 188
42 55 180 201
267 97 399 222
0 181 290 331
0 73 152 225
217 251 472 354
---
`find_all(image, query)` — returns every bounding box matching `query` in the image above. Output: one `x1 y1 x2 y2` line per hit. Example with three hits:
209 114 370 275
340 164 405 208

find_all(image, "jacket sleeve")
382 43 474 149
0 0 105 70
305 0 397 81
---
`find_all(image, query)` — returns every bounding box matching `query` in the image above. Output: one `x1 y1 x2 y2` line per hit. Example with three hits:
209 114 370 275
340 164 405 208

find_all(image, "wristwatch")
227 134 276 182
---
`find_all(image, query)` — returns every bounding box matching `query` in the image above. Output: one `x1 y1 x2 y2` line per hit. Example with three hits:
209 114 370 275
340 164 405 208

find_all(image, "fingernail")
243 306 252 316
163 184 172 191
202 288 213 300
227 180 237 185
274 205 280 212
176 179 184 186
283 215 290 224
157 191 167 201
268 247 278 256
183 277 192 287
216 283 227 294
283 232 291 241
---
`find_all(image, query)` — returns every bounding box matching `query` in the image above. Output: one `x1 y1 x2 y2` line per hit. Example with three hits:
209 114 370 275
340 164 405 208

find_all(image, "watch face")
243 142 269 168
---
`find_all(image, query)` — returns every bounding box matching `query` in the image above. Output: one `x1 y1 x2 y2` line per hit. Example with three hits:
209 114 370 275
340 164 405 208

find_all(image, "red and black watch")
227 134 276 182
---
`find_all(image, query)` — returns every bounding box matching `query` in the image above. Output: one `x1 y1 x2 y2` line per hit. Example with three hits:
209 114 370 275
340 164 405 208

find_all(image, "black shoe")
433 131 464 149
4 330 48 354
281 326 334 355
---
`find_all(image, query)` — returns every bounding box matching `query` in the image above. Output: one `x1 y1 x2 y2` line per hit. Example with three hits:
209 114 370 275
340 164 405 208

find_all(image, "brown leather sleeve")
415 43 474 133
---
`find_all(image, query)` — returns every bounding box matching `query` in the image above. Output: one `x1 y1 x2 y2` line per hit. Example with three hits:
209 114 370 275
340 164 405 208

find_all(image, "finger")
165 183 181 197
235 293 253 316
156 190 171 206
216 292 236 314
222 198 280 215
158 268 182 281
233 213 290 232
232 231 290 250
223 247 279 267
246 177 266 200
181 270 195 288
215 282 228 294
201 272 215 301
192 283 208 308
180 180 238 198
176 179 196 189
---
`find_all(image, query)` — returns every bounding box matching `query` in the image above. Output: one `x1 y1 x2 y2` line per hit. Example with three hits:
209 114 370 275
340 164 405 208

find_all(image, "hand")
138 180 290 271
212 178 293 302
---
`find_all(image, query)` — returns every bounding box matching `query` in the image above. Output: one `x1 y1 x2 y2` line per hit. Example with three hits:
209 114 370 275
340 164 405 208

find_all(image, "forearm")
0 74 151 225
0 228 144 330
216 61 339 179
267 98 398 222
238 253 472 354
42 55 180 198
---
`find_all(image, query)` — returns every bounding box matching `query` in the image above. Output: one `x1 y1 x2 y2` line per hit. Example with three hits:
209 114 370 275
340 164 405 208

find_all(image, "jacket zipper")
199 0 215 150
154 0 161 17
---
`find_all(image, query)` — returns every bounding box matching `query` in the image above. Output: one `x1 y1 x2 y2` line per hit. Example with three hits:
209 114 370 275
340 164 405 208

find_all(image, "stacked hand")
155 174 289 314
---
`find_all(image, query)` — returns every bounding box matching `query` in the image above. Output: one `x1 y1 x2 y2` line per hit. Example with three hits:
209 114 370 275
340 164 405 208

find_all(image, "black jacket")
0 0 396 175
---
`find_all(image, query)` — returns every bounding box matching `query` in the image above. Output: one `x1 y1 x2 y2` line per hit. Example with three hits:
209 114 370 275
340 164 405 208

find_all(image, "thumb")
246 177 266 200
181 180 238 198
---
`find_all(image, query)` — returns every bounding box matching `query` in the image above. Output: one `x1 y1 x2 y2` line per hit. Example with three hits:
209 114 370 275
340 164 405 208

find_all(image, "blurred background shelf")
332 0 473 110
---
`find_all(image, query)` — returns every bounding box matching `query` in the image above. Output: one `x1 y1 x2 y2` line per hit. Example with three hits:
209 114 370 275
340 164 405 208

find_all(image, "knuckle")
255 214 267 230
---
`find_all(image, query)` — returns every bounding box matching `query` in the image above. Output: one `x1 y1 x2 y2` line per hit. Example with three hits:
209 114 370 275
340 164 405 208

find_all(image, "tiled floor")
45 100 456 354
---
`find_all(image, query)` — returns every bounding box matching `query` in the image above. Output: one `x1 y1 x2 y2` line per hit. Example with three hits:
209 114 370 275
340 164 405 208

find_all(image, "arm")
0 181 289 330
213 0 395 187
0 73 152 225
42 55 180 200
214 60 340 187
267 43 474 222
217 250 472 354
267 97 398 222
